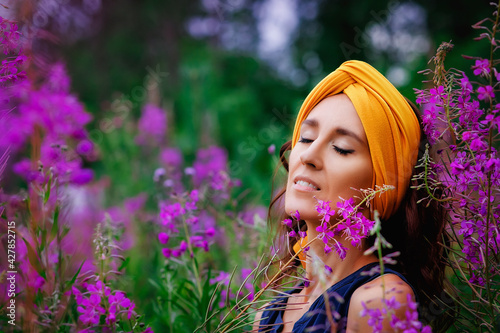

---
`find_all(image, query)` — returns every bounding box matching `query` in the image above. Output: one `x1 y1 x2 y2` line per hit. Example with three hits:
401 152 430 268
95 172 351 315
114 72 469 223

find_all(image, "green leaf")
61 226 70 239
65 260 85 290
40 228 47 252
50 205 60 243
21 237 46 280
118 256 130 271
148 278 167 295
44 173 52 204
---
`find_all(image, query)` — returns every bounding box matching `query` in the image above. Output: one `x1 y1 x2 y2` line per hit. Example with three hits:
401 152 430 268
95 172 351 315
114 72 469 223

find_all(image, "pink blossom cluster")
283 198 376 261
158 189 217 258
0 16 27 83
1 62 95 185
135 103 168 146
72 281 152 332
155 145 242 259
416 58 500 286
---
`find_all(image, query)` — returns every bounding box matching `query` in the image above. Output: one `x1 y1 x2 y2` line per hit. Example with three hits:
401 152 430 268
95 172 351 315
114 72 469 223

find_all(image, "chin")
284 194 319 222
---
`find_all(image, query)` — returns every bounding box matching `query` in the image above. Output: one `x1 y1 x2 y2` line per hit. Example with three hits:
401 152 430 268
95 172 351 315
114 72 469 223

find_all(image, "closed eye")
298 137 313 143
334 146 354 156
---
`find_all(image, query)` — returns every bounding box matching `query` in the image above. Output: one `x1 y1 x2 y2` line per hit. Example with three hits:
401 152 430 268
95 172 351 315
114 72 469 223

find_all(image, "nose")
299 141 323 170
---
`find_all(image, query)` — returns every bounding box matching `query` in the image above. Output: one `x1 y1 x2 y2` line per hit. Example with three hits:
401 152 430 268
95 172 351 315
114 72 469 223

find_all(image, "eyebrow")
301 118 365 144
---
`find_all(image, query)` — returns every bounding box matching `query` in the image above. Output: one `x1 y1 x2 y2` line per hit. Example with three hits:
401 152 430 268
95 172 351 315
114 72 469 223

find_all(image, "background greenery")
3 0 495 331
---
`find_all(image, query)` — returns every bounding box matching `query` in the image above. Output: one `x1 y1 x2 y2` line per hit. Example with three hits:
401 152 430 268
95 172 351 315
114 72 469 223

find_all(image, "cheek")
285 148 300 182
325 156 373 200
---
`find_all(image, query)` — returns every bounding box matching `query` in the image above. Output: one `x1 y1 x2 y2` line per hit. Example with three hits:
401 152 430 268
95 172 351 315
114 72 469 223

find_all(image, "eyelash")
298 137 353 156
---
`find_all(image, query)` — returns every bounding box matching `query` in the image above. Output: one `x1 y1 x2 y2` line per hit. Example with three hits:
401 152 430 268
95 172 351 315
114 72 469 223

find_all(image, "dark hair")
266 98 453 331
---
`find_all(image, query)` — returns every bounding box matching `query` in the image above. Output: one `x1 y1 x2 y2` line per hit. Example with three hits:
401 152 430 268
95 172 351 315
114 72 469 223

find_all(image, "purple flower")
460 75 473 92
70 168 94 185
205 227 216 237
315 199 335 223
429 85 446 100
383 296 401 311
238 206 266 226
162 248 172 258
332 240 348 260
76 139 94 156
107 291 132 325
158 232 169 244
135 104 167 146
185 190 199 210
336 198 356 219
124 193 147 214
335 212 375 247
210 271 231 285
472 59 490 76
193 146 228 186
268 144 276 154
153 168 166 182
478 85 494 100
360 304 384 332
184 167 196 175
77 294 106 325
160 202 186 226
316 222 328 233
0 63 94 186
282 218 293 228
45 63 70 92
0 17 22 54
160 147 183 168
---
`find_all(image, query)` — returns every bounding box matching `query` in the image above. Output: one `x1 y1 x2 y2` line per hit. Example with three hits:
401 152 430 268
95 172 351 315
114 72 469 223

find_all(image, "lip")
292 175 321 192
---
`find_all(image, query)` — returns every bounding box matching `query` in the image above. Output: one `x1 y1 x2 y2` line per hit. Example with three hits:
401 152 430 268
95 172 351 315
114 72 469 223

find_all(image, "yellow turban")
291 61 420 267
291 60 420 221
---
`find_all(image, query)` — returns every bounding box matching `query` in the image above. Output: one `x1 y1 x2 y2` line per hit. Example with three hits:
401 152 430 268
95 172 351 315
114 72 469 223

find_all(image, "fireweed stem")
444 85 457 144
181 216 203 297
374 216 386 296
422 146 453 203
483 1 500 322
218 186 392 333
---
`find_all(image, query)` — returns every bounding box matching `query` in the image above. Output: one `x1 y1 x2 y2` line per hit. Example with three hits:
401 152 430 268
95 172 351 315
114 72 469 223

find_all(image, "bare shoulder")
251 301 270 332
346 274 415 333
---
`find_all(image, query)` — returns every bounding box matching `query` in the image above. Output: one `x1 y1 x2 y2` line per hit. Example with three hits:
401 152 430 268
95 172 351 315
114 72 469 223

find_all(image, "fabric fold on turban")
292 60 420 221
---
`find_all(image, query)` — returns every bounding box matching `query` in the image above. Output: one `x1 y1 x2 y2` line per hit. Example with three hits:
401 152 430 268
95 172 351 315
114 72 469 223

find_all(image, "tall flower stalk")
414 2 500 331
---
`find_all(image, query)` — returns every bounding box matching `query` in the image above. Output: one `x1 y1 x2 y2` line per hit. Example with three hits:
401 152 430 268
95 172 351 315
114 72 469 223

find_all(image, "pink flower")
472 59 490 76
158 232 169 244
160 147 183 167
315 199 335 222
135 104 167 146
477 85 494 100
282 218 293 228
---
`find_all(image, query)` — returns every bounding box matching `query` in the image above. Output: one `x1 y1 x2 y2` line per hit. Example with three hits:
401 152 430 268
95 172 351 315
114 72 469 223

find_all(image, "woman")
254 61 450 332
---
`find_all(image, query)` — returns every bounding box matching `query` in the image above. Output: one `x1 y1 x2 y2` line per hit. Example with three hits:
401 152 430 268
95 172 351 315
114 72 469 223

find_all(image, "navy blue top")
258 262 415 333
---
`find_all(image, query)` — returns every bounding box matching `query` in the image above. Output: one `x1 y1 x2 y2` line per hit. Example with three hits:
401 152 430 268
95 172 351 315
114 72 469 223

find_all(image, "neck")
301 223 377 296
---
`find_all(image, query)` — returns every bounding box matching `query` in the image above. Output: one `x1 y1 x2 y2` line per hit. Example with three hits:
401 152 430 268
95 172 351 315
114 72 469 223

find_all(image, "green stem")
182 217 203 297
422 145 453 202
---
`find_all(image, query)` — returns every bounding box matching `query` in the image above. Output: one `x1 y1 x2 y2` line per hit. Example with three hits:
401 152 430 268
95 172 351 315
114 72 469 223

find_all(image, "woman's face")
284 94 373 223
